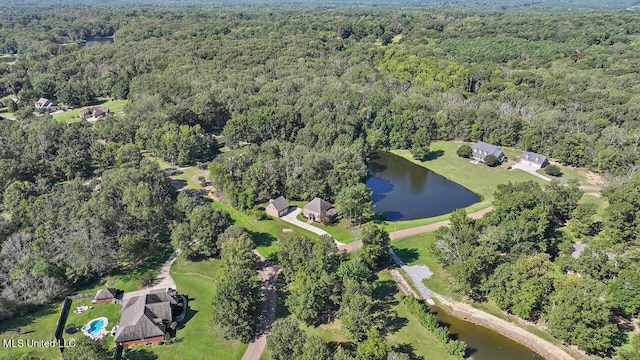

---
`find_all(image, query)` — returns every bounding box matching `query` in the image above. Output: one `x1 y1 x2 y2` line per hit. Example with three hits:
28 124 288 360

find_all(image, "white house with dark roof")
471 141 505 162
34 98 59 111
266 196 289 217
521 151 549 169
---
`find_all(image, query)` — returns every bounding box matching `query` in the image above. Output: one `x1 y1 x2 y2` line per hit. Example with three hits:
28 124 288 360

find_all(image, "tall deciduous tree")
267 318 307 360
360 224 390 269
486 253 553 320
210 266 260 342
410 128 431 161
335 184 373 225
547 276 622 356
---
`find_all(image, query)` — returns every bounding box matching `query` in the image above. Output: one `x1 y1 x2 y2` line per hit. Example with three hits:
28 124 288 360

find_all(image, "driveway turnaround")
280 207 345 246
390 248 435 305
510 162 552 181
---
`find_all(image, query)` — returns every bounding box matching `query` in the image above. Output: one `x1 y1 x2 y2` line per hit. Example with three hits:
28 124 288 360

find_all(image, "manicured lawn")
386 142 548 231
211 200 318 260
64 299 121 350
295 214 356 244
146 258 247 360
53 99 127 124
0 303 62 359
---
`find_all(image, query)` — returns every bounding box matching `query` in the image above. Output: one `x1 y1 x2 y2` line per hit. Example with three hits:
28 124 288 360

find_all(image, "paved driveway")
280 207 345 246
509 161 551 181
122 251 178 299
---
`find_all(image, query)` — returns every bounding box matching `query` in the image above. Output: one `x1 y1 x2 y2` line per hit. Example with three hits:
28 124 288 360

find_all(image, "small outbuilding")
520 151 549 169
302 197 337 224
93 288 118 304
266 196 289 218
471 141 505 162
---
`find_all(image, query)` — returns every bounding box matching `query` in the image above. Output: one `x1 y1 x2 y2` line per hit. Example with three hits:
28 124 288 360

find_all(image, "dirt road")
337 206 494 252
241 250 281 360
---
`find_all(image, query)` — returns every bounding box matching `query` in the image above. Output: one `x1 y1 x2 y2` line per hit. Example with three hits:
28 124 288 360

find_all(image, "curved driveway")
280 207 345 246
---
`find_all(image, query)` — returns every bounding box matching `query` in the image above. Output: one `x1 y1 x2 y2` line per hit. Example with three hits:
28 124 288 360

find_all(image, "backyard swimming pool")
82 317 108 336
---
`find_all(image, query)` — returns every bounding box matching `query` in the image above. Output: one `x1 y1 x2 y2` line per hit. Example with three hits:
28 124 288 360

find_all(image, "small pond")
366 151 480 221
81 37 114 46
431 305 542 360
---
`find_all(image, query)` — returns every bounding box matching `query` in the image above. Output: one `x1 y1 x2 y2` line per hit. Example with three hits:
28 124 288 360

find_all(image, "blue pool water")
84 319 106 335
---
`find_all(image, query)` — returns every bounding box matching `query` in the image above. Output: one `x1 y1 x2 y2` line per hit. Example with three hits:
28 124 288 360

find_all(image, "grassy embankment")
52 99 127 124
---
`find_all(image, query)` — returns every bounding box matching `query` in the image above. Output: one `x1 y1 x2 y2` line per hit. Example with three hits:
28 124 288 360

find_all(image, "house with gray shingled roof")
471 141 505 162
521 151 549 169
114 290 178 347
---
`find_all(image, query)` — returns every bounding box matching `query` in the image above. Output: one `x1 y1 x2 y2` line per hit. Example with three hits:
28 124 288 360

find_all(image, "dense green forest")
1 6 640 359
1 0 639 9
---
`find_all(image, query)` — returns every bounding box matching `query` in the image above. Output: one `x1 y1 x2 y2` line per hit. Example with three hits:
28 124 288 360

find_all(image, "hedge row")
402 296 467 359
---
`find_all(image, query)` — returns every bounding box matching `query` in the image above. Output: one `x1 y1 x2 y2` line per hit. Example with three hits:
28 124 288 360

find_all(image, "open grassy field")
53 99 127 124
536 165 604 187
579 193 609 222
147 258 247 360
0 303 63 359
170 167 208 190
